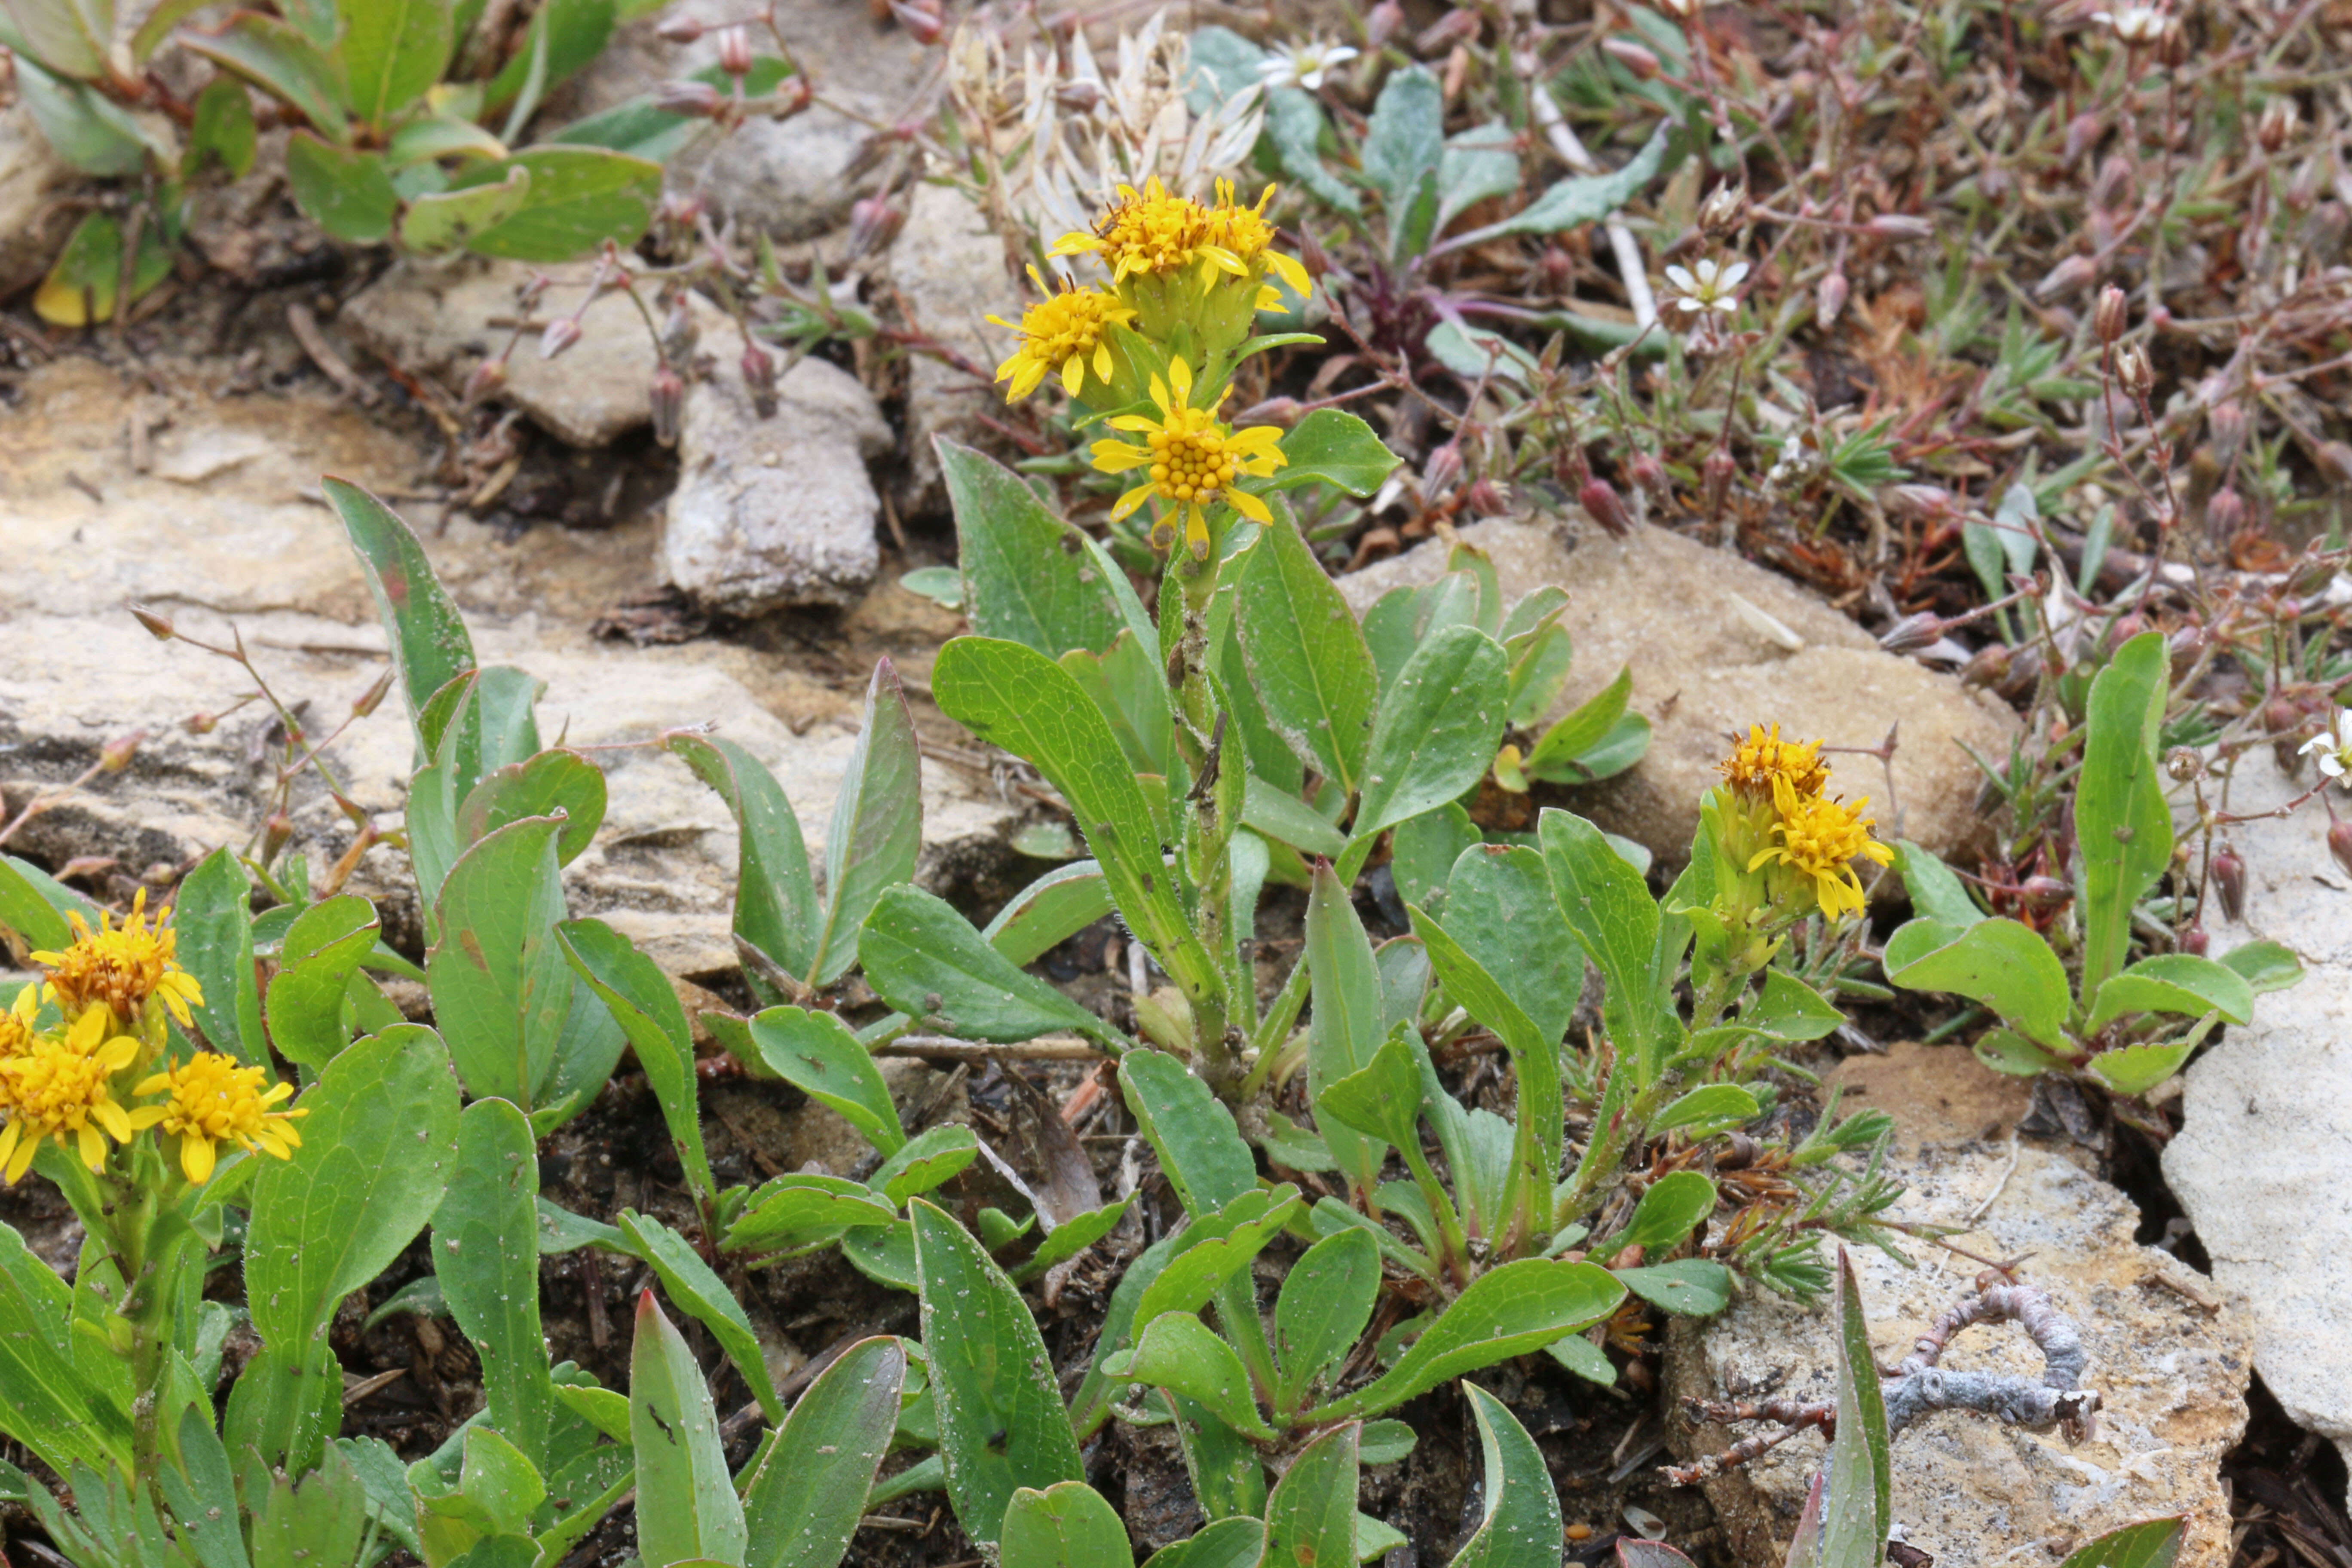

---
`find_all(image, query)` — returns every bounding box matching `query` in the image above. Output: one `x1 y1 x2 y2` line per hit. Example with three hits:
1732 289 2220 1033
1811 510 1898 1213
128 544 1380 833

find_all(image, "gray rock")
2163 752 2352 1504
1669 1042 2250 1568
1339 518 2021 867
887 180 1016 508
660 335 894 614
0 103 80 297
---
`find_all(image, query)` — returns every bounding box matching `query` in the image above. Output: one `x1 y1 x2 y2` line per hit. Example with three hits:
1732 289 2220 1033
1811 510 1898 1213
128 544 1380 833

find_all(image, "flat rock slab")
1339 518 2019 868
886 180 1016 508
1669 1042 2250 1568
2164 752 2352 1503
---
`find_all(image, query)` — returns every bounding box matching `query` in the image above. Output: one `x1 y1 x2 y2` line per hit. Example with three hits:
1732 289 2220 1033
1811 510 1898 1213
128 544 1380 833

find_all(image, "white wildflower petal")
2323 753 2346 780
1718 260 1752 289
1676 297 1706 314
2302 733 2334 756
1665 265 1698 291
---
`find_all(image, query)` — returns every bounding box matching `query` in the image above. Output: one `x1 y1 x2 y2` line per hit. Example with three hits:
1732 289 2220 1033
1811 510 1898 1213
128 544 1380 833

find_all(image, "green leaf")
1142 1517 1265 1568
1392 804 1478 914
910 1200 1085 1548
1449 1383 1563 1568
337 0 450 125
2055 1518 2187 1568
1001 1481 1132 1568
1442 125 1671 250
860 885 1127 1049
184 76 259 177
860 1122 976 1207
1537 808 1672 1080
5 0 110 80
1316 1032 1425 1152
723 1175 898 1253
1974 1027 2069 1077
1614 1544 1695 1568
1525 665 1632 778
176 848 264 1064
1236 512 1378 794
2220 939 2303 994
665 733 817 1000
2084 953 2253 1030
1882 917 2072 1051
0 1220 133 1476
1306 861 1393 1197
1010 1195 1136 1284
1892 841 1983 927
482 0 613 111
0 855 78 952
932 637 1209 988
446 146 661 261
741 1337 905 1568
2076 632 2173 996
1745 971 1847 1041
1613 1171 1715 1256
1363 65 1442 262
2089 1017 2216 1096
629 1290 747 1568
327 479 477 750
32 206 169 325
741 1004 903 1155
185 14 352 142
1544 1333 1615 1387
1113 1314 1275 1440
1118 1049 1257 1217
1274 1228 1381 1413
943 441 1123 659
244 1025 459 1473
622 1210 784 1423
1133 1186 1302 1327
1355 625 1509 841
1815 1250 1893 1568
1270 410 1402 496
982 861 1117 967
429 814 570 1108
1435 119 1522 238
434 1098 555 1469
1242 775 1347 859
401 165 532 255
1649 1084 1759 1137
557 919 716 1200
1507 624 1574 729
812 659 923 986
1264 1424 1359 1568
1614 1259 1733 1317
1307 1259 1624 1422
265 894 380 1069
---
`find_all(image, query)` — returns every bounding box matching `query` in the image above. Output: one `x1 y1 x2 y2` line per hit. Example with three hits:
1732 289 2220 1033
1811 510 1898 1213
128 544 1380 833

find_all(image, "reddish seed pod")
1865 213 1933 239
2257 98 2294 153
462 355 508 408
2330 821 2352 882
261 813 295 864
1816 269 1849 330
1602 38 1660 78
1054 79 1101 113
741 341 778 416
539 315 583 361
1580 478 1634 539
2210 847 2246 923
2206 400 2247 466
1879 612 1944 655
654 11 703 41
2020 876 2071 907
184 712 217 735
2037 253 2098 299
2064 111 2102 165
650 366 686 447
1629 452 1669 499
100 731 145 772
887 0 943 43
771 75 814 118
1961 642 2012 689
1364 0 1403 47
1422 444 1462 499
132 605 176 640
2114 343 2153 398
1702 446 1736 521
2179 924 2210 956
653 79 726 116
848 195 906 257
1464 478 1511 518
2094 284 2128 345
714 23 753 75
2093 153 2135 210
1697 184 1746 235
1414 7 1480 55
352 667 396 720
2315 441 2352 487
1298 227 1331 282
2205 486 2245 544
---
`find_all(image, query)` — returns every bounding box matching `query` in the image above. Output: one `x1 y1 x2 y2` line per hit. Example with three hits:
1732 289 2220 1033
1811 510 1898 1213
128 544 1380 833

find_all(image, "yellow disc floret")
1718 722 1831 801
0 1008 140 1181
1747 775 1894 922
989 268 1138 401
32 888 204 1030
128 1052 305 1185
1206 179 1312 302
1089 356 1287 558
1048 175 1244 284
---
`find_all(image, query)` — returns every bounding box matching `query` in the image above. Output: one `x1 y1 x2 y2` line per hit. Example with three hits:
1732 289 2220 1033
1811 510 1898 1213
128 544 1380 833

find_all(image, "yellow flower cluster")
1090 355 1286 558
0 893 303 1185
991 266 1137 401
1718 723 1891 922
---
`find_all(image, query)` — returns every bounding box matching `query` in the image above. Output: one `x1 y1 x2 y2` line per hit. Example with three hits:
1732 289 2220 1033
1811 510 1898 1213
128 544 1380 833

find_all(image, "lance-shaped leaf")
429 815 570 1108
2054 1518 2186 1568
2076 632 2173 996
1810 1250 1891 1568
1236 509 1377 793
723 1175 898 1254
175 848 264 1064
1111 1314 1275 1441
1269 410 1400 496
557 919 716 1201
983 860 1117 966
2083 953 2252 1030
1141 1516 1265 1568
1450 1383 1564 1568
1264 1424 1359 1568
1614 1260 1733 1317
743 1004 904 1155
1132 1186 1301 1325
1612 1171 1716 1256
861 885 1128 1049
630 1291 745 1568
1306 860 1391 1198
942 440 1124 659
1354 624 1509 842
1273 1228 1381 1412
1118 1049 1257 1218
1315 1032 1424 1152
326 479 476 748
264 894 380 1069
741 1337 905 1568
1000 1481 1133 1568
666 733 818 1001
457 750 604 864
810 658 923 986
1538 808 1673 1079
0 1220 133 1476
434 1098 554 1469
911 1200 1084 1547
1882 917 2072 1051
621 1211 783 1424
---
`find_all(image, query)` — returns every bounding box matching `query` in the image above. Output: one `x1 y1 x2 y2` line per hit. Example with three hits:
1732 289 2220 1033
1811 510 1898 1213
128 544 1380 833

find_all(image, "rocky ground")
1 2 2349 1564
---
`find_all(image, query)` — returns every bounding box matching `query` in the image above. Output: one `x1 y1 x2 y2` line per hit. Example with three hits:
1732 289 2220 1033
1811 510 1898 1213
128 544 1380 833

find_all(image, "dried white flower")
1664 256 1750 316
2299 707 2352 783
2092 4 2165 43
1256 40 1358 92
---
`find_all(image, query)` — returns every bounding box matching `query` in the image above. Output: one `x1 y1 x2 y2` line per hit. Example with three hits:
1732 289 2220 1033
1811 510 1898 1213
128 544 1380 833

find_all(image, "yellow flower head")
0 986 37 1066
1048 176 1245 285
1718 723 1831 801
129 1052 304 1186
1089 356 1287 558
1206 179 1312 303
1747 775 1894 923
988 268 1138 401
33 889 204 1030
0 1008 140 1182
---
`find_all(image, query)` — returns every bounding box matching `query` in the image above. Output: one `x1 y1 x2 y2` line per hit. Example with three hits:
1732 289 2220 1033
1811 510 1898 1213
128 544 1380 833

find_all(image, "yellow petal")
1047 232 1098 258
1009 361 1047 401
127 1105 169 1130
94 1101 132 1141
1108 484 1155 523
1227 487 1273 524
1185 505 1212 559
78 1123 105 1170
1148 373 1171 417
1228 425 1284 456
259 1081 294 1106
1090 440 1153 473
3 1128 33 1185
133 1072 170 1096
1167 356 1194 407
1093 342 1114 380
1105 415 1160 432
182 1134 216 1186
1203 245 1247 277
1269 252 1311 296
1062 352 1087 398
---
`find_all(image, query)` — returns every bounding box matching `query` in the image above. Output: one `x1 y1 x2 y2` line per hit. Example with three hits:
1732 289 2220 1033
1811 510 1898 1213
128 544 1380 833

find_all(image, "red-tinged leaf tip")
637 1287 659 1318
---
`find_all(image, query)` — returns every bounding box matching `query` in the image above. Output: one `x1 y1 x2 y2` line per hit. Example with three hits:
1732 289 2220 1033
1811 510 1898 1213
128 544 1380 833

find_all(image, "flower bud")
1580 478 1634 539
654 79 727 116
1422 444 1462 499
132 605 176 641
2179 923 2209 956
1865 213 1933 239
1961 642 2012 689
1465 477 1511 517
332 792 370 829
2315 441 2352 487
1298 226 1331 282
184 712 217 735
2064 112 2102 166
650 366 686 447
2093 153 2134 210
1232 396 1303 427
1414 8 1480 54
2330 821 2352 882
741 340 777 416
848 194 905 257
2205 399 2246 466
2036 253 2098 299
352 666 396 720
261 812 294 864
1054 79 1101 113
654 11 703 41
770 74 813 118
1364 0 1403 46
887 0 943 43
659 297 698 361
2165 745 2204 782
100 730 145 772
2257 98 2294 153
2205 485 2245 544
2094 284 2129 345
462 355 508 408
2210 846 2246 923
1879 612 1944 655
1702 446 1736 521
1816 267 1849 329
658 192 707 228
539 315 583 360
1885 483 1957 521
1602 38 1660 77
714 23 753 74
2114 343 2153 398
2020 875 2071 908
1629 452 1669 499
1697 184 1746 236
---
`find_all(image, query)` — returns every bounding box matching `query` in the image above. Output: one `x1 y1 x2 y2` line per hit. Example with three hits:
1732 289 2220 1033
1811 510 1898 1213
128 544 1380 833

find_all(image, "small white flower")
1256 40 1358 92
2299 706 2352 783
2092 4 2165 43
1664 256 1750 316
